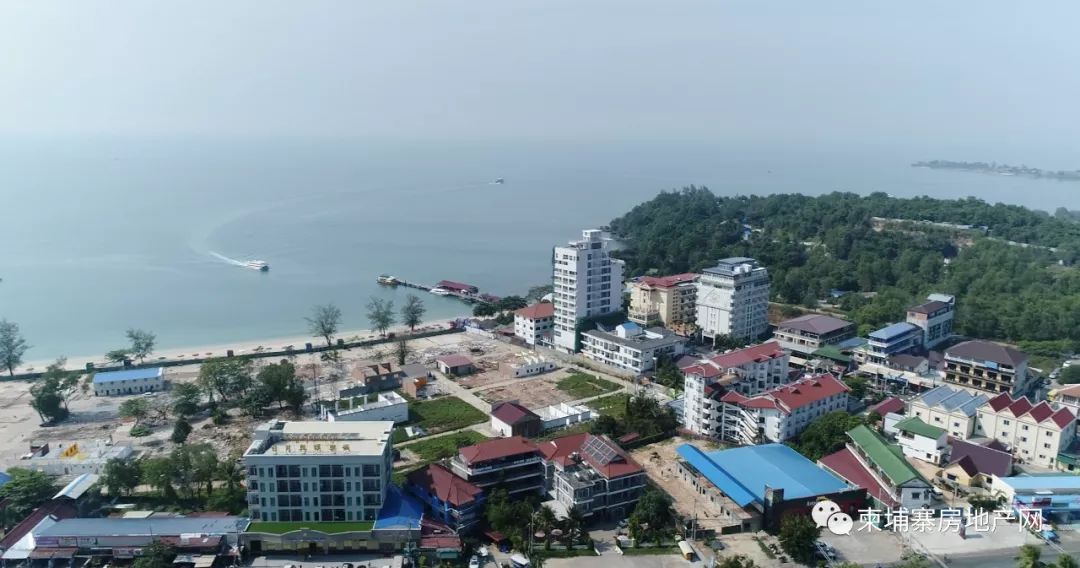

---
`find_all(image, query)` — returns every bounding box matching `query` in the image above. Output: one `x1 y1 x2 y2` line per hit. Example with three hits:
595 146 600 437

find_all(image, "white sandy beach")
16 315 469 374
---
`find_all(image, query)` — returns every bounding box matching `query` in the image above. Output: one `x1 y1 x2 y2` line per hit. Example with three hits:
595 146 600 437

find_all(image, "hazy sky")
3 1 1079 151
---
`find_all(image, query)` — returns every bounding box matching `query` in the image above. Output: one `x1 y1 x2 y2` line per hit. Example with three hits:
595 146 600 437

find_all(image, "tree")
1060 366 1080 385
171 418 192 444
792 411 865 461
0 469 58 519
1055 555 1079 568
561 506 585 550
629 488 675 544
171 382 202 417
717 556 758 568
306 304 342 347
257 360 297 409
394 338 411 366
525 285 553 303
1017 545 1042 568
133 540 176 568
778 514 820 564
119 397 151 425
401 294 427 332
101 458 141 496
197 358 254 404
30 360 72 424
0 319 29 376
534 505 558 550
126 328 156 363
844 376 868 400
283 376 309 415
367 297 396 337
105 349 131 364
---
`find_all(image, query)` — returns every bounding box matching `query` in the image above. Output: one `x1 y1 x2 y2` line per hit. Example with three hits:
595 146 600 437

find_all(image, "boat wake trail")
209 251 245 267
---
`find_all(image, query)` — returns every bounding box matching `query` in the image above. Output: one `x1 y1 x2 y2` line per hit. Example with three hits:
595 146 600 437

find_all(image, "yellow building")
628 273 698 330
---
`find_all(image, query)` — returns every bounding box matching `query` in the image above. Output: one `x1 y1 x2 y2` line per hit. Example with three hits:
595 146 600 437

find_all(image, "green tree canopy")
0 469 58 519
401 294 427 332
792 411 864 461
125 328 156 363
197 357 254 404
366 298 396 337
778 514 820 564
306 303 342 347
0 319 29 377
101 458 141 497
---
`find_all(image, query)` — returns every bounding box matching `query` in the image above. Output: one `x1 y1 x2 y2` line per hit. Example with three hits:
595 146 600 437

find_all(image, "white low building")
504 355 557 378
20 440 134 476
893 417 948 465
92 367 165 396
581 322 686 375
538 403 594 431
324 391 409 424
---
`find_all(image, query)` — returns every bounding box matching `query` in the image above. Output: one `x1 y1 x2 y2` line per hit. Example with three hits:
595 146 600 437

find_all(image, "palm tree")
1018 544 1042 568
534 505 557 551
562 506 586 550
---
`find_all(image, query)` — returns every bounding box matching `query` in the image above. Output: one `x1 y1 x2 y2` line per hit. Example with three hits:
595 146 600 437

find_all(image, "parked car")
469 555 481 568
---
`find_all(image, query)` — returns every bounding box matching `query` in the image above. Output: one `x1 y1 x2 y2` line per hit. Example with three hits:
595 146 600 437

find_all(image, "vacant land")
405 396 487 433
407 430 490 462
588 393 630 420
556 373 620 399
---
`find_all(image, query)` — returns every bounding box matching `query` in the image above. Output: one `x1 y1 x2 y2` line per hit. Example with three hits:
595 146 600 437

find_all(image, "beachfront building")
502 355 556 378
537 403 593 432
893 417 948 465
695 258 770 342
681 342 791 436
943 340 1031 395
19 440 134 476
323 391 409 424
580 322 687 375
820 425 933 510
435 355 475 376
514 303 555 346
551 229 625 353
853 322 923 366
450 437 546 498
974 393 1076 469
243 420 393 523
539 433 647 520
342 363 405 396
905 294 956 350
907 386 988 439
714 374 850 444
405 464 486 533
772 314 856 359
490 401 543 438
627 273 698 330
92 367 164 396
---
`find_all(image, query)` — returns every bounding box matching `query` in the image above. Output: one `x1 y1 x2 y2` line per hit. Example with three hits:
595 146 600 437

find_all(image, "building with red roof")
628 273 699 329
490 401 542 438
435 354 476 376
451 436 545 498
405 464 486 532
435 280 479 295
538 433 646 519
714 374 850 444
974 392 1076 469
514 303 555 346
682 342 792 437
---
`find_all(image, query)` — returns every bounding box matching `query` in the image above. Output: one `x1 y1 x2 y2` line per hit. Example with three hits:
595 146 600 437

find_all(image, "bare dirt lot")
473 368 593 408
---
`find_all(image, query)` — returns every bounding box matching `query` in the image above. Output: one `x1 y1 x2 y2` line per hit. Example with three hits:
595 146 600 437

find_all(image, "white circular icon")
827 512 855 535
811 499 841 528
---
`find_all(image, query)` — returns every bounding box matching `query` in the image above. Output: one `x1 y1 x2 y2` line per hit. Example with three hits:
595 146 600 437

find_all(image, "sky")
2 1 1080 154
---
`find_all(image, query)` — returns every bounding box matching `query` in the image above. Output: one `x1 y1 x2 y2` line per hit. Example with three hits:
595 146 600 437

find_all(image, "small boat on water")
430 287 451 296
377 274 400 286
244 260 269 272
493 178 505 184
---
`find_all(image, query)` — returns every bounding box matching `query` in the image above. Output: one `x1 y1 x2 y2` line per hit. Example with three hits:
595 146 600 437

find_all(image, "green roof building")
846 425 934 509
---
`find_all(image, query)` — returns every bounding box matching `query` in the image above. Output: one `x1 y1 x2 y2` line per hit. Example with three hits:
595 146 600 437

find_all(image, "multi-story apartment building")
974 393 1076 469
943 340 1031 395
715 374 850 444
581 322 687 375
681 342 791 436
772 314 856 358
905 294 956 350
539 433 646 520
627 273 699 330
514 303 555 346
243 420 393 523
451 436 546 498
907 386 988 439
552 230 625 353
695 258 770 342
854 322 923 365
405 464 486 533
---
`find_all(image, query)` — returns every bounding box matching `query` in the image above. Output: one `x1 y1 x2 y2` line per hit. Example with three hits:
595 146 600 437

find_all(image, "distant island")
913 160 1080 181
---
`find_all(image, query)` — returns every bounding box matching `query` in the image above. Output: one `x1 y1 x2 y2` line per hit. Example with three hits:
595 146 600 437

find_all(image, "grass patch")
588 393 630 420
753 537 776 559
403 396 487 434
622 546 680 556
247 521 374 534
537 548 599 558
406 431 489 462
556 372 620 399
536 421 593 441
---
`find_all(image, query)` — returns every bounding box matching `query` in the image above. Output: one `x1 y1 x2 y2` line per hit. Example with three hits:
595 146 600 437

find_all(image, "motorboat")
244 260 269 272
377 274 399 285
430 287 451 296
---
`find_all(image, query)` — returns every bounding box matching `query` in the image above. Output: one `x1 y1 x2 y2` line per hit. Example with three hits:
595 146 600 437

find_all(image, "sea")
1 136 1078 362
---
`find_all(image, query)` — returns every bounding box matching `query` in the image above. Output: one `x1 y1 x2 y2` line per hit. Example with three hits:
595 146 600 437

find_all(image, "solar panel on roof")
583 436 620 466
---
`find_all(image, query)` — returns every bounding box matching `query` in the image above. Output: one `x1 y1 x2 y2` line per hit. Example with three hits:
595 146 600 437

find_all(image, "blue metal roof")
92 367 164 384
373 486 423 531
869 322 920 341
678 443 848 507
999 476 1080 492
0 470 10 488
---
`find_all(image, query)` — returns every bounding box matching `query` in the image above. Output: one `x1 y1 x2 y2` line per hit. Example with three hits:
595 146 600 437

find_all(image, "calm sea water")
1 137 1078 361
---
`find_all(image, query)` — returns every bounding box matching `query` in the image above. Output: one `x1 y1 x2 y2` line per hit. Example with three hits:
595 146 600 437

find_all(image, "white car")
468 556 481 568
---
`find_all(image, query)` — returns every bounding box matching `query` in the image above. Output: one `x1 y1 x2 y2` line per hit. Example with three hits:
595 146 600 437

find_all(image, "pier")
377 275 498 305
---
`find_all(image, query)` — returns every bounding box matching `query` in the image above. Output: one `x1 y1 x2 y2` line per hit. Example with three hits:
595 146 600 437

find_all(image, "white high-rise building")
695 257 770 342
552 229 625 353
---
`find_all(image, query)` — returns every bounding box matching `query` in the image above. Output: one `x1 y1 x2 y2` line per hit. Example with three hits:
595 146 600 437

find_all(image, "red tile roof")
682 342 787 379
1052 408 1076 429
407 464 484 508
947 439 1012 477
515 303 554 320
638 273 699 289
436 280 478 293
981 393 1077 430
1006 397 1033 417
491 401 541 426
720 374 848 415
538 433 643 479
870 397 905 416
1056 385 1080 399
986 392 1013 412
819 448 897 508
1028 401 1054 423
458 436 538 466
0 501 78 550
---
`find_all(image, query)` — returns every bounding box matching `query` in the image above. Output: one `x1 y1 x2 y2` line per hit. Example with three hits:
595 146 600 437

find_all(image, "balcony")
459 455 542 475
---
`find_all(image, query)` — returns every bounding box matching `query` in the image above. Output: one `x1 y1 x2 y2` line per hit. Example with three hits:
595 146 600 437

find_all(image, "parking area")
545 553 698 568
819 530 906 565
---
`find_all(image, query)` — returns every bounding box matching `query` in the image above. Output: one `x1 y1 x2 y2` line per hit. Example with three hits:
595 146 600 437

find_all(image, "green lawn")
404 396 487 435
406 430 489 462
536 421 594 441
556 372 620 399
247 521 374 534
588 393 630 420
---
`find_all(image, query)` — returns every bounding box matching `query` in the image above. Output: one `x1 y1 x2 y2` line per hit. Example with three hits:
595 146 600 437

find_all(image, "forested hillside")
608 187 1080 344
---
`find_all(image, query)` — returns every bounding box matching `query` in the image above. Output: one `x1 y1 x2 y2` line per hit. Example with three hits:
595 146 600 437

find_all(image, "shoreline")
14 314 471 375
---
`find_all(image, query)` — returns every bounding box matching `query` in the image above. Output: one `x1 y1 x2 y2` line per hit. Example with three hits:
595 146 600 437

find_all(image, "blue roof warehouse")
91 367 165 396
676 443 866 532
